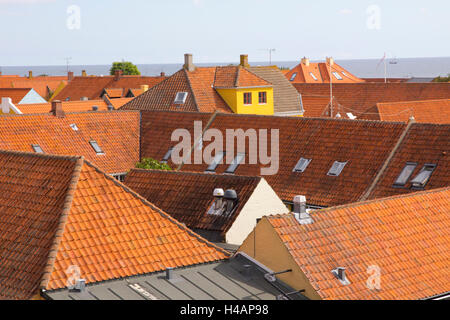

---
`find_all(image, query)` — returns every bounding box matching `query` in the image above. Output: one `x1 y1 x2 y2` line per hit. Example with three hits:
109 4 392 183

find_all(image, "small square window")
243 92 252 105
258 92 267 104
89 140 104 154
309 72 318 81
332 72 343 80
225 153 245 174
293 158 311 173
31 144 44 154
162 147 174 163
174 92 188 104
70 124 79 131
410 164 436 189
290 73 297 81
327 161 347 176
205 152 225 172
393 162 417 187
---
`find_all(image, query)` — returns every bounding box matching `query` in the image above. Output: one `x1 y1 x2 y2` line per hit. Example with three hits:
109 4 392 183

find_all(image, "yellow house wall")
216 87 274 115
238 217 322 300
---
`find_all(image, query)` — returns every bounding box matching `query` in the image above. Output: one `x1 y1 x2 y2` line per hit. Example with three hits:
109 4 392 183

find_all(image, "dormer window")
410 164 436 189
205 152 225 172
89 140 104 155
225 153 245 174
332 72 343 80
31 144 43 153
290 73 297 81
293 158 311 173
327 161 347 176
162 147 174 163
393 162 417 187
174 92 188 104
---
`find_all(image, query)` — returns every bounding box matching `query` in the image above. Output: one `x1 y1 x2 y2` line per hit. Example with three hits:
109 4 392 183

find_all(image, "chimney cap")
293 195 306 204
213 188 225 197
224 189 238 200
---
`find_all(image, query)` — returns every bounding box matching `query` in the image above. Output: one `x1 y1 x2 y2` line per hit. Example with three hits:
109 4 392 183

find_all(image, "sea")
1 57 449 79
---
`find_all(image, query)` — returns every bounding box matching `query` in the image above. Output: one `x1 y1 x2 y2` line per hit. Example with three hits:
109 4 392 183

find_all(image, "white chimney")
293 195 313 224
1 97 22 114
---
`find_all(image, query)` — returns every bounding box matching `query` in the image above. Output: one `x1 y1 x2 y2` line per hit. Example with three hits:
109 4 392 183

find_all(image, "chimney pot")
28 71 33 79
166 267 174 280
240 54 250 68
160 71 166 77
184 54 196 72
81 70 87 77
51 100 65 118
293 195 313 224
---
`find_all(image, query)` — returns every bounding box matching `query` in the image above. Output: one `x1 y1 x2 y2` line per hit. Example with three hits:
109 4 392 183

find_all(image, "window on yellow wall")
243 92 252 105
258 92 267 104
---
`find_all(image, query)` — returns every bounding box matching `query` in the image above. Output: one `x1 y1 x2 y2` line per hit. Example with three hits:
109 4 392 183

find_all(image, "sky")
0 0 449 66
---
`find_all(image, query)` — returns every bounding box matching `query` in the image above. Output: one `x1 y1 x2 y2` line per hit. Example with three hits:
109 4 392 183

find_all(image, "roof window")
205 152 225 172
174 92 188 104
332 72 343 80
293 158 311 173
327 161 347 176
393 162 417 187
225 153 245 174
309 72 318 81
31 144 44 154
290 73 297 81
70 123 79 131
410 164 436 189
89 140 104 155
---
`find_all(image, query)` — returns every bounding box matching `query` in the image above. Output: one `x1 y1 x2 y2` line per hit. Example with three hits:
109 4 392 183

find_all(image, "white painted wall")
225 178 289 245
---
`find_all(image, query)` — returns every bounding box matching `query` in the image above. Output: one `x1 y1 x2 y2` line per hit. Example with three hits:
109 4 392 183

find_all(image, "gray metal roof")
44 253 307 300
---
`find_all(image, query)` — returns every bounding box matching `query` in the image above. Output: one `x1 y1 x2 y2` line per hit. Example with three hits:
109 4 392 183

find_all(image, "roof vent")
293 195 313 225
346 112 357 120
213 188 225 197
70 123 78 131
92 105 98 111
332 267 350 285
166 267 174 280
107 105 114 111
81 96 88 101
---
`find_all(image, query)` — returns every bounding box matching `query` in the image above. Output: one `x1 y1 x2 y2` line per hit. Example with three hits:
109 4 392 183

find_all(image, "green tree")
135 158 171 170
110 61 141 76
432 74 450 82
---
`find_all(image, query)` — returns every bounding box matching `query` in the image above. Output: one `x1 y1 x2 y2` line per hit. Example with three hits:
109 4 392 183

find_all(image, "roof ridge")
39 156 85 290
183 68 201 112
129 167 262 181
0 149 82 162
234 66 241 87
82 159 232 257
377 98 450 106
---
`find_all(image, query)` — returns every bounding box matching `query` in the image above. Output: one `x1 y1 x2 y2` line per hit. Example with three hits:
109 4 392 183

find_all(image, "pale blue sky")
0 0 449 66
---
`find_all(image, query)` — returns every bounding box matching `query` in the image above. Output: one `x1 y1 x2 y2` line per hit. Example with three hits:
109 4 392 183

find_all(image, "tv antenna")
65 57 72 73
260 48 276 65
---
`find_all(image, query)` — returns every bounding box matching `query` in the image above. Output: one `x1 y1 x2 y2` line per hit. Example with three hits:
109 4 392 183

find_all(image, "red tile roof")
16 99 119 114
294 83 450 118
301 95 332 118
367 123 450 199
267 187 450 300
285 60 365 84
0 150 229 299
0 88 33 104
122 69 232 113
124 169 261 234
54 76 165 101
213 66 271 88
360 99 450 124
0 111 140 174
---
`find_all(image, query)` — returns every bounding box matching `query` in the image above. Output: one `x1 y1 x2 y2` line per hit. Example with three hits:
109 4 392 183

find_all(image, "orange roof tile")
267 187 450 300
0 111 140 174
361 99 450 124
0 150 229 299
0 88 33 104
213 66 271 88
16 100 111 114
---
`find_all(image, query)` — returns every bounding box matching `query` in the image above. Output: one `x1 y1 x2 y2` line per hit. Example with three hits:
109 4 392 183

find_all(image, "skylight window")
332 72 343 80
70 124 79 131
393 162 417 187
309 72 318 81
162 147 174 163
89 140 104 154
290 73 297 81
31 144 43 154
327 161 347 176
225 153 245 174
205 152 225 172
174 92 188 104
410 164 436 189
341 71 348 77
293 158 311 173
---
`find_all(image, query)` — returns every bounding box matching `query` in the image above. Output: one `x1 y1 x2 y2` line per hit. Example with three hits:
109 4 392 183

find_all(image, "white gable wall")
225 178 289 245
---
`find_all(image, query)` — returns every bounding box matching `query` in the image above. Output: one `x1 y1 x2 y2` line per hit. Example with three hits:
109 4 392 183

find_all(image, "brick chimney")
51 100 65 118
28 71 33 79
140 84 149 93
301 57 310 66
68 71 74 81
183 54 196 72
160 71 166 77
240 54 250 68
81 70 87 77
114 69 123 81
